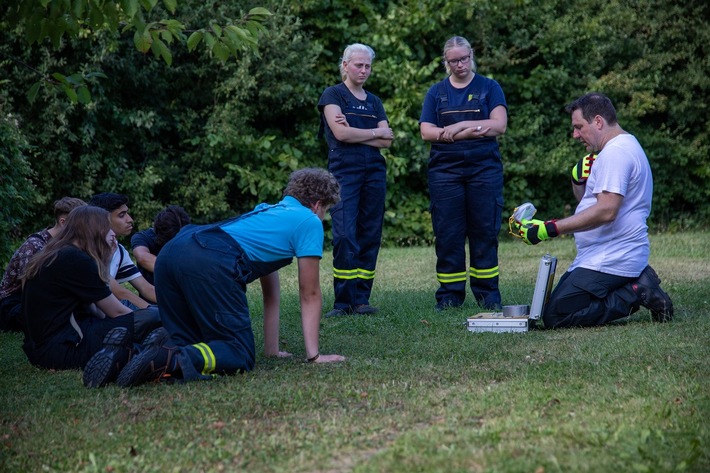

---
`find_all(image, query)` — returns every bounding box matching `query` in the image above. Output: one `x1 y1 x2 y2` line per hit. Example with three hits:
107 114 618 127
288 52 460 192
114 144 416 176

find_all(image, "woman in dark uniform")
318 43 394 317
419 36 508 311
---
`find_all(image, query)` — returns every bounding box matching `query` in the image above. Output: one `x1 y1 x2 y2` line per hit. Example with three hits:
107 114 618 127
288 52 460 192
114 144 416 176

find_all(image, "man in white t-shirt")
512 92 673 328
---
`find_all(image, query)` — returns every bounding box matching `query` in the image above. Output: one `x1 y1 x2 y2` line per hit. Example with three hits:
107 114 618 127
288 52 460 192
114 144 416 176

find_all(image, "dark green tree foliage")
0 116 40 261
1 0 708 267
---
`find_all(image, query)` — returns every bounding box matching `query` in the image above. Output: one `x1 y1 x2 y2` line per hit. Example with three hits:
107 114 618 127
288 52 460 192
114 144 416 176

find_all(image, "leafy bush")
0 0 708 268
0 116 39 263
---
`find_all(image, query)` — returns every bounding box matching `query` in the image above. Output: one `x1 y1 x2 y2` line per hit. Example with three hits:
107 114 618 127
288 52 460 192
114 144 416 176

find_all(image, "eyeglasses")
445 55 471 66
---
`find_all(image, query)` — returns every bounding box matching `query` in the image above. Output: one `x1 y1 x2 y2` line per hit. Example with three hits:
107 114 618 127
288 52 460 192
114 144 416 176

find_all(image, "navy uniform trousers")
428 106 503 309
328 116 386 312
155 224 288 380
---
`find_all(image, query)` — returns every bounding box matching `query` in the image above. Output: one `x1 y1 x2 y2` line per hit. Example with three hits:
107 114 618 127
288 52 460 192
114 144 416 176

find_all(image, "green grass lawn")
1 233 708 472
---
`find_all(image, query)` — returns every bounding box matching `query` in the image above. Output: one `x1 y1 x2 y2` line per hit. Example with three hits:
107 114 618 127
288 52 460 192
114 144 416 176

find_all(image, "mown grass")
1 233 708 472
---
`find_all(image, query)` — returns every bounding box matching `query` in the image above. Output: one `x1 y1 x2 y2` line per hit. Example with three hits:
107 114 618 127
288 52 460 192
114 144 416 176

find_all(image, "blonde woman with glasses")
419 36 508 312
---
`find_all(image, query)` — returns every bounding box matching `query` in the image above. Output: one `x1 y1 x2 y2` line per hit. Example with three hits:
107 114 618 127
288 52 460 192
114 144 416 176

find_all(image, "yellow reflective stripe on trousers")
333 268 358 280
333 268 376 280
437 271 468 284
469 266 499 279
357 268 375 280
192 342 216 375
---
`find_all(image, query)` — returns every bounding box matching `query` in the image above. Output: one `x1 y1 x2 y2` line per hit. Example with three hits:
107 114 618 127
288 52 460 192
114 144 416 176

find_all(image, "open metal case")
466 254 557 333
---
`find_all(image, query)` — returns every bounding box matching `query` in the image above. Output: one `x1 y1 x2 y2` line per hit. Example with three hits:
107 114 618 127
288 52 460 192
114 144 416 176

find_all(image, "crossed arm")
132 245 156 273
323 104 393 148
420 104 508 142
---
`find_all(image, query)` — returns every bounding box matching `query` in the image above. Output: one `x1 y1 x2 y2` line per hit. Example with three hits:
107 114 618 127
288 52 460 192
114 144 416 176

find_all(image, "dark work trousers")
0 293 23 332
155 224 287 378
428 147 503 309
328 149 386 312
542 267 640 328
22 314 134 370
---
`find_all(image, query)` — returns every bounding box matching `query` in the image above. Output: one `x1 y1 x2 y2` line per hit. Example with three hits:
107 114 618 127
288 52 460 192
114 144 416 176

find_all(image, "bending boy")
117 168 346 387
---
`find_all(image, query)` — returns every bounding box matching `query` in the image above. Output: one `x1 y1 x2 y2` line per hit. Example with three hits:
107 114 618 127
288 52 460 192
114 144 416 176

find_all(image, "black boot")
631 266 674 322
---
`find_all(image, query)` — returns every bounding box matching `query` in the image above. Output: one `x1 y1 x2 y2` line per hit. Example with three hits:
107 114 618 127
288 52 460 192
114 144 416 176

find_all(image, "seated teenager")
131 205 191 285
21 206 160 385
88 192 156 308
0 197 85 332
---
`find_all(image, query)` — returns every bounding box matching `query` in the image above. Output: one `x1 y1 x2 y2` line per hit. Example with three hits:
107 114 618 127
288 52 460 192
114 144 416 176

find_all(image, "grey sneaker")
324 308 349 318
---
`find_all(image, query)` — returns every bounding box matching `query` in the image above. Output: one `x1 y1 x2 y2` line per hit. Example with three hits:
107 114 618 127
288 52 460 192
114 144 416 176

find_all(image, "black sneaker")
116 328 176 388
141 326 170 347
632 265 674 323
83 327 131 388
353 304 379 315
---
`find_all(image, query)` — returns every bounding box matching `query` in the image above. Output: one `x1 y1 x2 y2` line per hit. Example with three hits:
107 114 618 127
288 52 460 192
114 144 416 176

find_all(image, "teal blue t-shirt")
220 196 324 262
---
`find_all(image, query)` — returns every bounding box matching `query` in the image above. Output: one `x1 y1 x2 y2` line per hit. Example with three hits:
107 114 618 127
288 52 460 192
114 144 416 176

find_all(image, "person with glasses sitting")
419 35 508 312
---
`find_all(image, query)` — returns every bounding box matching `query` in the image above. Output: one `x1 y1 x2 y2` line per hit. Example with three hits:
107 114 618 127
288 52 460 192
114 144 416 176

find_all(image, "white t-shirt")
109 243 142 284
569 133 653 277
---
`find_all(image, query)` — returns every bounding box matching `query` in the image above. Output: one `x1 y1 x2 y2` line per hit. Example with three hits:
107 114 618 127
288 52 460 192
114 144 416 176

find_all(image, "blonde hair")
442 36 477 75
339 43 376 81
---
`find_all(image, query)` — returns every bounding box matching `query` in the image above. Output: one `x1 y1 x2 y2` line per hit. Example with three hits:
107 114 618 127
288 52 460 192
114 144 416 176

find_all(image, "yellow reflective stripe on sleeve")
333 268 358 280
357 268 376 280
469 266 499 279
192 342 216 375
437 271 468 284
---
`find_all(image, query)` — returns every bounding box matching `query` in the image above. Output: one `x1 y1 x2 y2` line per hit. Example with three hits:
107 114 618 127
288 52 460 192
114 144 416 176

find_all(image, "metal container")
467 317 529 332
502 304 529 317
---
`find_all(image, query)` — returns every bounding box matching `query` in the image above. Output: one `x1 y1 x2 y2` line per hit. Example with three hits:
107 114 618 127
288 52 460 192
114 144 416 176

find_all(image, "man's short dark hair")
565 92 618 125
88 193 129 212
154 205 191 246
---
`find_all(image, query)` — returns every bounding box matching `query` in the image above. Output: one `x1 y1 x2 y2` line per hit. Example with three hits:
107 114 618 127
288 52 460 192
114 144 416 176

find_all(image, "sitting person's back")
0 197 85 332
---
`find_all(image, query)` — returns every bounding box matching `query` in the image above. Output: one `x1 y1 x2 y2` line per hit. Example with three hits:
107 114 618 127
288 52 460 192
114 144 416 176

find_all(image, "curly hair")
23 206 114 284
154 205 191 246
283 168 341 208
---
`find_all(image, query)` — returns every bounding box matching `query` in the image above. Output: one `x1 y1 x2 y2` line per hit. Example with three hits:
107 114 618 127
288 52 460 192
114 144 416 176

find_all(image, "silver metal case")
466 254 557 333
